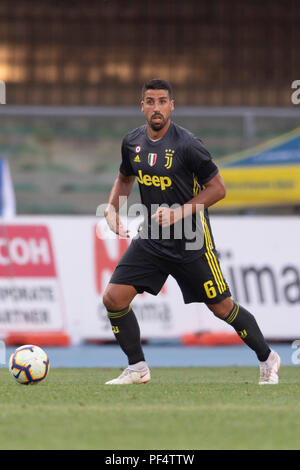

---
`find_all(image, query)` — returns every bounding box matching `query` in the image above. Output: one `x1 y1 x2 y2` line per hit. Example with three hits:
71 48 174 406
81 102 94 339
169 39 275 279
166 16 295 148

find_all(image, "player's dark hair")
142 79 173 99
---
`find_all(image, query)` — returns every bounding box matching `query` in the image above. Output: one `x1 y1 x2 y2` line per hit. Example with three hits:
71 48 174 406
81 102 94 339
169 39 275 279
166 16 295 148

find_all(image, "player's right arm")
104 172 136 238
105 135 136 237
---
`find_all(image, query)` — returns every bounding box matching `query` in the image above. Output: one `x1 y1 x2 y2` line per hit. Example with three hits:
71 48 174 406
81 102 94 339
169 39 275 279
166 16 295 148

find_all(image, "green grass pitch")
0 367 300 450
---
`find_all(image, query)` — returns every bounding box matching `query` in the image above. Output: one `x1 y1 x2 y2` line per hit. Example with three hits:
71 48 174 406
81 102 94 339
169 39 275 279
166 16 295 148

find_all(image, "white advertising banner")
210 216 300 339
0 215 299 341
0 223 66 336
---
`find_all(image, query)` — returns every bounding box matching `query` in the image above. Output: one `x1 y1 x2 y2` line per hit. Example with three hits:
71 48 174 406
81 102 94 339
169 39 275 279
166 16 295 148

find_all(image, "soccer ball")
9 344 50 385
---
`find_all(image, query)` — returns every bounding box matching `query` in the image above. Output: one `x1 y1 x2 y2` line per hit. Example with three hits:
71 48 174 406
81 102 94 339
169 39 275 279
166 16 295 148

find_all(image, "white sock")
129 361 148 371
260 350 274 364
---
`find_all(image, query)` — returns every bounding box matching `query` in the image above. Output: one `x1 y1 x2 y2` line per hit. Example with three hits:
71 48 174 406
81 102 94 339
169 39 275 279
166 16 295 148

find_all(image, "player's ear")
170 99 175 111
141 100 144 112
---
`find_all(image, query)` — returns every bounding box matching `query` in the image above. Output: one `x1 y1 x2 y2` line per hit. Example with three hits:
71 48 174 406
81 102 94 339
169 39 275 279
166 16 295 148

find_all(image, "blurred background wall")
0 0 299 346
1 0 299 106
0 0 299 214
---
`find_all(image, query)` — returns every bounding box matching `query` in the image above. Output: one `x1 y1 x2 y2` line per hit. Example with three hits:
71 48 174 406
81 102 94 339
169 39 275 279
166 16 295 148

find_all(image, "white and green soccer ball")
9 345 50 385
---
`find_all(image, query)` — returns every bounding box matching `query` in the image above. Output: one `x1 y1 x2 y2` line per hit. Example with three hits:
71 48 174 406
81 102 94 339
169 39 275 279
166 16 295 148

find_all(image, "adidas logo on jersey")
137 170 172 190
134 155 141 162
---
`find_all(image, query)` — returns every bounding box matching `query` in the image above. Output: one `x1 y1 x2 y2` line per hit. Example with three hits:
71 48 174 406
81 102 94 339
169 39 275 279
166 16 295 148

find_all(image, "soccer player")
103 78 280 385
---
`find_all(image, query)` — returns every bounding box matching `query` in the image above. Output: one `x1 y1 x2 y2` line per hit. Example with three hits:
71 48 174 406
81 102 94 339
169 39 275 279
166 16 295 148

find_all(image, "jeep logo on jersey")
137 170 172 190
148 153 157 166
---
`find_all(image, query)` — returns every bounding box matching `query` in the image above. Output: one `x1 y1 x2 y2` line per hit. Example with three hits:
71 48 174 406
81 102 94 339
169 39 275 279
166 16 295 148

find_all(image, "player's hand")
104 209 130 238
151 206 183 227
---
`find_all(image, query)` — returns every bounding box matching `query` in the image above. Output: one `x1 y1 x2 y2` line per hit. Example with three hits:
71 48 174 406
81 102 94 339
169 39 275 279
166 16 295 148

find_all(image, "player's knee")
103 291 117 312
206 297 234 320
103 290 126 312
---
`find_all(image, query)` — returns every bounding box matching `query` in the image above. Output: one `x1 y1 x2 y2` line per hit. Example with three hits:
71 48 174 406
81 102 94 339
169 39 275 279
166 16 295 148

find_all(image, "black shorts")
109 239 231 304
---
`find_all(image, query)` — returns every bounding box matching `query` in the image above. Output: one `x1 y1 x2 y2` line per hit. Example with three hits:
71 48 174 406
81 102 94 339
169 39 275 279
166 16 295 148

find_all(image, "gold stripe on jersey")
205 251 226 295
200 212 227 294
204 226 226 294
193 173 200 196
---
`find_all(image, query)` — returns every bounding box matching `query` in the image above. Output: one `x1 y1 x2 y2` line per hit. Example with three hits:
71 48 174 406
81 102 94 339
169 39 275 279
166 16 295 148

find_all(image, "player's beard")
149 113 167 131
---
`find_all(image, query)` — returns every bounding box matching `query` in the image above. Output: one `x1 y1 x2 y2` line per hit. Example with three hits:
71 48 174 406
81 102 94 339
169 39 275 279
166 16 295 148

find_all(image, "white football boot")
259 349 281 385
105 366 151 385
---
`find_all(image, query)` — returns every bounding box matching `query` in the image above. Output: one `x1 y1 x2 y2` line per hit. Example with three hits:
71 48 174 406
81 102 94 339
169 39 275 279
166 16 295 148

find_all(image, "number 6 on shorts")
203 280 217 299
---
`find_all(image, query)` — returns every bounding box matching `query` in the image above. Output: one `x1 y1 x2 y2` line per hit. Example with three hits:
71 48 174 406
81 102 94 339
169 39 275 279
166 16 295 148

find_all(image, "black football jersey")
119 121 219 261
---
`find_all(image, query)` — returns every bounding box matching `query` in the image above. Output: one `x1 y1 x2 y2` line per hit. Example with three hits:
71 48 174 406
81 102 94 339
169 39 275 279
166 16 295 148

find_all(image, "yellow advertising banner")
213 127 300 209
218 165 300 208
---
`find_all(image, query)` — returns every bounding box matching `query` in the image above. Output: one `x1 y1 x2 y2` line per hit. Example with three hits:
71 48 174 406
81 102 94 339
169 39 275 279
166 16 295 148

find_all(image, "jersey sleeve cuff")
199 167 219 185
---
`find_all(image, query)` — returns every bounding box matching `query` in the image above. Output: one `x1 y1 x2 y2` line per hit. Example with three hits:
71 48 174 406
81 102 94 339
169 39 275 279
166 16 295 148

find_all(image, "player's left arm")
153 138 225 227
152 172 226 226
178 171 226 217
